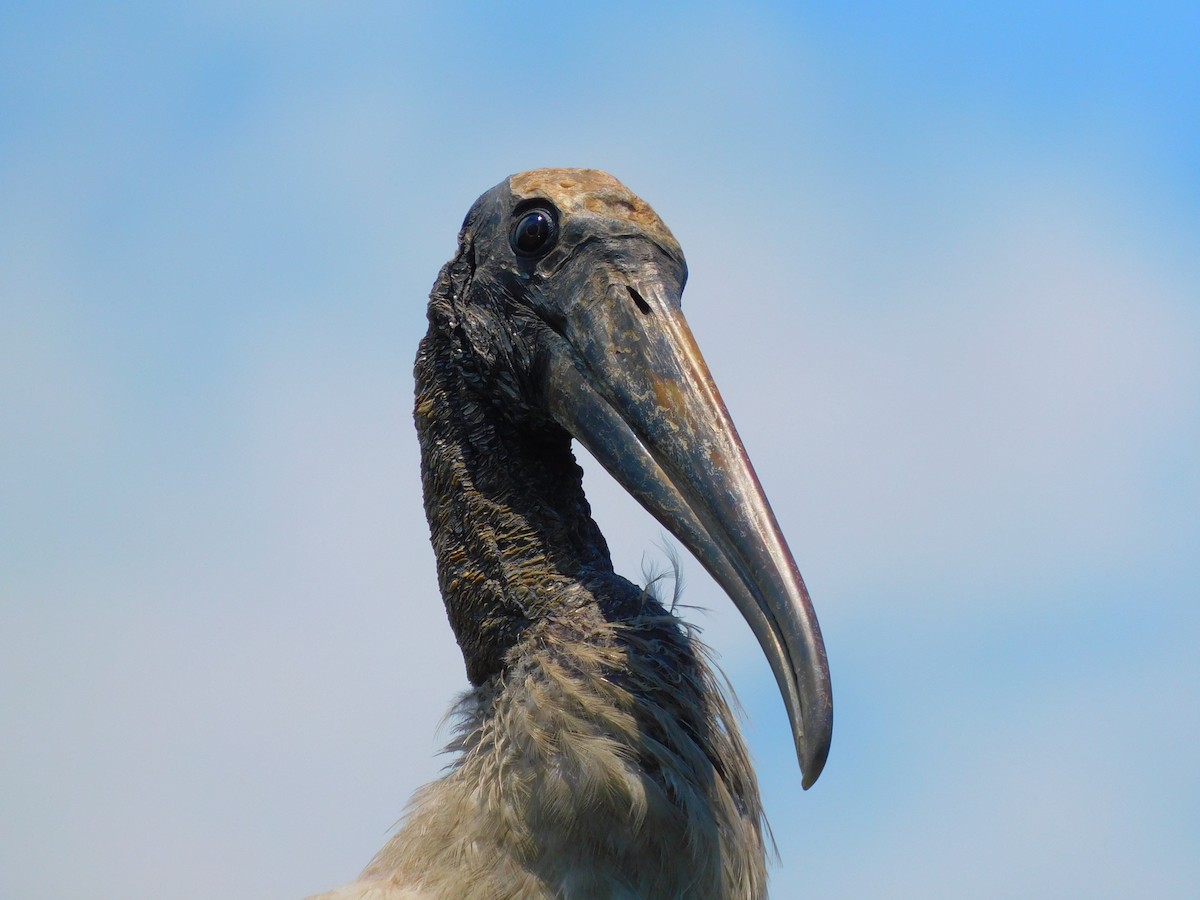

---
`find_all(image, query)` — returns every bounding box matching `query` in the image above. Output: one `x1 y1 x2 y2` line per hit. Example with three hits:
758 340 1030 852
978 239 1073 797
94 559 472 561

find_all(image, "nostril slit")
626 285 651 314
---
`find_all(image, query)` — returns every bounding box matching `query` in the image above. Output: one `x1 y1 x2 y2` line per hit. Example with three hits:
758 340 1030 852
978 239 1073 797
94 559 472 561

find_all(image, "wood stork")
309 169 832 899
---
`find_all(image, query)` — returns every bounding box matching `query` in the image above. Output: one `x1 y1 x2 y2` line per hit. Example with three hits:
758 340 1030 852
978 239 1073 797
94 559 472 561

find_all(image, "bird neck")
414 313 620 685
402 307 768 898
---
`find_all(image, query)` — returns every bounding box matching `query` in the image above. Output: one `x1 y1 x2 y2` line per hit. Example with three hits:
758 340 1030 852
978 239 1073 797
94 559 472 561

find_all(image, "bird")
308 169 832 900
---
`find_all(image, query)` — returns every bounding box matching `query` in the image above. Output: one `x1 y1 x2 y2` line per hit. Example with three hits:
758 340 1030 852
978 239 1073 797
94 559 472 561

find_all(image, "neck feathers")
366 609 769 899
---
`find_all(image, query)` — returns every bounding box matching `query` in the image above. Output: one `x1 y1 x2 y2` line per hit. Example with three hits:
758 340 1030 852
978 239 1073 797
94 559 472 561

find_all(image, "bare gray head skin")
444 168 832 786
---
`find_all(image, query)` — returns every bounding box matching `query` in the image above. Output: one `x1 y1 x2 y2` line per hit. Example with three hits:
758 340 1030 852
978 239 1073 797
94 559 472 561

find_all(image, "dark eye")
511 208 558 257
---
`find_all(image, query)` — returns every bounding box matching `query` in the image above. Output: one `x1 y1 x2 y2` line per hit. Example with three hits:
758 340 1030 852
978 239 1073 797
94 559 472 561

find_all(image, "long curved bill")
541 245 833 788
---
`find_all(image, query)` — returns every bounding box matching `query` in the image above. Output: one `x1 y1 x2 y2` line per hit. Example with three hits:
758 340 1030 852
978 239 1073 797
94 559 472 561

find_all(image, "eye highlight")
511 208 558 258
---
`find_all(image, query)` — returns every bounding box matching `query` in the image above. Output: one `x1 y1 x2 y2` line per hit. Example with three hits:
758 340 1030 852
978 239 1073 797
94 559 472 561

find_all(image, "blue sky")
2 3 1198 898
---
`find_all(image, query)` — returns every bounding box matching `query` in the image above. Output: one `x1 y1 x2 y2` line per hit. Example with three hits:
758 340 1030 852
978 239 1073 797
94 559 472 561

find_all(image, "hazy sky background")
3 3 1198 898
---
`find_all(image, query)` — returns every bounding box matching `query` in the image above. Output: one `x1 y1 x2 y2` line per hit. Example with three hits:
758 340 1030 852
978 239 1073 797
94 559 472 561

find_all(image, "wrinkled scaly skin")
308 170 804 899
